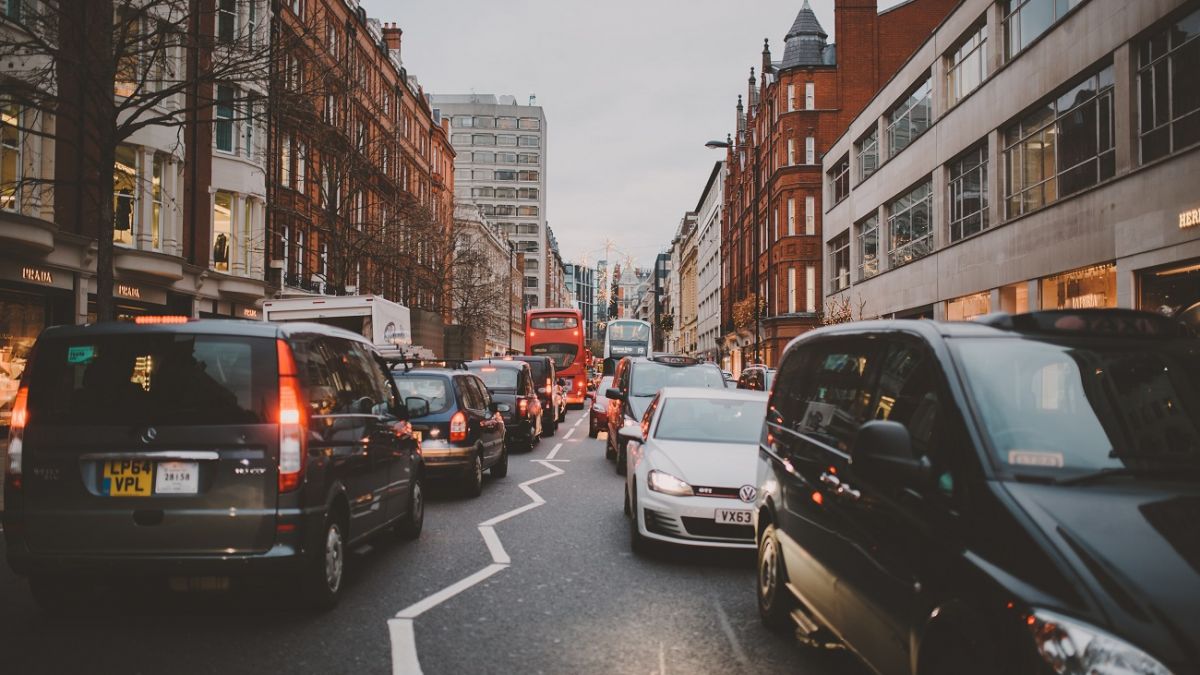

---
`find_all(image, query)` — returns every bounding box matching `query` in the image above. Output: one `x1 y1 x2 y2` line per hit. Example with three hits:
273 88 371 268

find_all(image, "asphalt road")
0 409 869 675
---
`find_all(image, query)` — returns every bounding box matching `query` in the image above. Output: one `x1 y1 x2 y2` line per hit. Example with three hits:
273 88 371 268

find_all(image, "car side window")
346 342 393 416
470 376 492 410
873 340 960 501
641 393 660 437
458 376 483 412
293 336 343 415
786 339 880 453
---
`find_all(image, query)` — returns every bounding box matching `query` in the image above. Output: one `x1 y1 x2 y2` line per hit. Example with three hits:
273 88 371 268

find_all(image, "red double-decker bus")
525 308 587 407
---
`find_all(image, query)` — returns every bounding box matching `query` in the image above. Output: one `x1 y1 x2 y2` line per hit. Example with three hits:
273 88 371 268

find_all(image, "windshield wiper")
1055 466 1200 486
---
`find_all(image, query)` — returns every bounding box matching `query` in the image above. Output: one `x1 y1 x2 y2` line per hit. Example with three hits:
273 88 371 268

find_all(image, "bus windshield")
608 322 650 341
530 316 578 330
531 343 578 369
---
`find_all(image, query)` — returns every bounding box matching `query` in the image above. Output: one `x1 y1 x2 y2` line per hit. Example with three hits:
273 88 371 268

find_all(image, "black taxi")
754 309 1199 675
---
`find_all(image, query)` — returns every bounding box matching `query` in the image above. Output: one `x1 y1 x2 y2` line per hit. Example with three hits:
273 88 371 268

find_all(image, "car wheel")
491 446 509 478
544 416 557 437
302 515 346 610
462 452 484 497
394 476 424 541
588 419 598 438
605 431 617 460
29 575 82 615
757 523 795 631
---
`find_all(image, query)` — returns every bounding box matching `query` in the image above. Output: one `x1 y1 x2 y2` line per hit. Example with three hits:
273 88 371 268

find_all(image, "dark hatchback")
754 310 1200 675
736 365 775 392
465 359 542 452
4 320 423 610
391 366 507 497
511 355 563 436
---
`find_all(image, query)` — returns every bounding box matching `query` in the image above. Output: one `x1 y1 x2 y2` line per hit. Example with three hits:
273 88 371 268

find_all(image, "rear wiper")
1055 466 1200 486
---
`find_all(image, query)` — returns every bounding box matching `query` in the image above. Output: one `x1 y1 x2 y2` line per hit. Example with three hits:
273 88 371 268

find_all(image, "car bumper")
634 491 755 550
419 440 477 473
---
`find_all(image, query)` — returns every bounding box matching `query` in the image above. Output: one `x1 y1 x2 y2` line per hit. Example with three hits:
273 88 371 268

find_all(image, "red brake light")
134 315 189 325
6 385 28 488
450 411 467 442
11 386 28 432
277 340 306 493
518 398 528 416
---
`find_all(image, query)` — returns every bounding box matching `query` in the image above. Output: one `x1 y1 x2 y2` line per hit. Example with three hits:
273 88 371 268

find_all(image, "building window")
0 102 20 212
472 187 494 198
856 127 878 182
113 144 138 246
451 133 471 145
805 137 815 164
1004 0 1083 60
945 291 992 321
497 134 517 147
473 116 495 129
947 21 988 107
805 266 816 313
805 82 815 110
519 170 540 182
787 138 796 165
518 154 539 165
1040 263 1116 309
495 170 517 181
857 215 879 281
1004 65 1114 218
787 84 796 112
453 116 473 128
2 0 22 20
888 77 932 155
213 191 234 272
279 132 292 187
150 153 163 250
829 232 850 293
518 205 539 217
217 0 236 44
296 141 306 187
805 196 815 235
787 197 796 236
1138 6 1200 164
472 134 496 146
473 169 493 180
472 151 494 163
887 180 933 268
948 143 989 242
518 118 540 130
787 267 797 313
215 84 235 152
518 135 540 148
830 155 850 204
495 117 517 130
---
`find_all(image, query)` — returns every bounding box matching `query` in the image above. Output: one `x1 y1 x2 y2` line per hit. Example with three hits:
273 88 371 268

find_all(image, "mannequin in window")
114 188 134 233
213 233 230 271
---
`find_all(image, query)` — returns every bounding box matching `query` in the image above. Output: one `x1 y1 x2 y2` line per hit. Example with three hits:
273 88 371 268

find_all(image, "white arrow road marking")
388 458 567 674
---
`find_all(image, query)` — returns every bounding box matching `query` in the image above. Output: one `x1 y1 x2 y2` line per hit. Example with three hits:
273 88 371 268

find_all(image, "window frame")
887 180 934 269
829 232 850 293
947 143 989 243
887 77 933 156
946 20 989 108
1137 6 1200 163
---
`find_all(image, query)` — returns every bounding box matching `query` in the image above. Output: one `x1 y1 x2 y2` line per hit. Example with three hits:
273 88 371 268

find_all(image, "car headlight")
1029 609 1172 675
648 469 693 497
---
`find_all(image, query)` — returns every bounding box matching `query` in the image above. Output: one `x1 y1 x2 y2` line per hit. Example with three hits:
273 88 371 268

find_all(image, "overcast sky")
363 0 902 268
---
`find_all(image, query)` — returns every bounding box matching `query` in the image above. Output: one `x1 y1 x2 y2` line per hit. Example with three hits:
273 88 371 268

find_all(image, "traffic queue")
3 307 1199 675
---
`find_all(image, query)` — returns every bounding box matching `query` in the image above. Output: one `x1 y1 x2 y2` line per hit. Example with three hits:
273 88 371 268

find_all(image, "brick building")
720 0 957 371
270 1 454 351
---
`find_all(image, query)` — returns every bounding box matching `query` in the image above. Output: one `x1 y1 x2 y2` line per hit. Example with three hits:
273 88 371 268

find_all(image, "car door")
340 340 397 535
765 336 883 635
827 335 971 675
465 375 503 463
358 345 414 524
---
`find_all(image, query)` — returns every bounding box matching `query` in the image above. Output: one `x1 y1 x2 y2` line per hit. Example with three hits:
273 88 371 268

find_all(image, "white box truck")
262 295 415 350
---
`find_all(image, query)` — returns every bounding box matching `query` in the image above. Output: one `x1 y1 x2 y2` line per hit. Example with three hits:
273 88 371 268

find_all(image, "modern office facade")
564 262 597 342
432 94 548 310
695 162 725 363
822 0 1200 326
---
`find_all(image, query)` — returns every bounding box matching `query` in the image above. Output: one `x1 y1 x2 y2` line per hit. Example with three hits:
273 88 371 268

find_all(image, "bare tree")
820 294 869 325
445 212 509 343
0 0 275 320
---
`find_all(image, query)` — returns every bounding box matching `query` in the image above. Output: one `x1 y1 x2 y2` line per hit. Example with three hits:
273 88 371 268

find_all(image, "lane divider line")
562 427 576 440
573 417 583 429
387 428 572 674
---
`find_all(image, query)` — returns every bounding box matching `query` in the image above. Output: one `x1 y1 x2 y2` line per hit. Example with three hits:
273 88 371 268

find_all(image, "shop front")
1139 258 1200 328
0 264 75 432
945 291 992 322
85 279 193 323
1040 263 1117 310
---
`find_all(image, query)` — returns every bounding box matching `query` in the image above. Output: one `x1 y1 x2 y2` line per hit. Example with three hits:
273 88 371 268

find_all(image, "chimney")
382 22 402 54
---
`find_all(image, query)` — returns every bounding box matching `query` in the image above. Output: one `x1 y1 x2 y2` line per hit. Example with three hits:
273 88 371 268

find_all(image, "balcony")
113 248 184 281
0 211 56 254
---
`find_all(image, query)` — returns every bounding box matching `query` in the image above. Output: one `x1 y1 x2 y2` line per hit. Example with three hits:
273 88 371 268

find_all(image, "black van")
511 355 563 436
754 310 1200 675
4 319 423 610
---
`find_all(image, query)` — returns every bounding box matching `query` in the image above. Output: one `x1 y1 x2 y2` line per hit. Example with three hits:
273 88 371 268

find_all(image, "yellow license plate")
103 460 154 497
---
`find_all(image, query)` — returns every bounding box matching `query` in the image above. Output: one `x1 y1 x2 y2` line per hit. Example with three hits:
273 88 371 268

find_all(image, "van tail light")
276 340 307 493
450 411 467 442
6 385 28 491
518 398 528 417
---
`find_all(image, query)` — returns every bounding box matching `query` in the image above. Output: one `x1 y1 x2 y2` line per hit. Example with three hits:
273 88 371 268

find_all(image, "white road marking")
658 641 667 675
572 416 583 428
713 597 749 666
562 427 576 440
388 458 567 673
545 442 564 460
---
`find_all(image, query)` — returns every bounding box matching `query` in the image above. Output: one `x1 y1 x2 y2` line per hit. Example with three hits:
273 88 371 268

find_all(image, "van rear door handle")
819 472 841 488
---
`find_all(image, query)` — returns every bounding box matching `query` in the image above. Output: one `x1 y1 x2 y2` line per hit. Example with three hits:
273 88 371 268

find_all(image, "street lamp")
706 137 761 365
507 241 515 353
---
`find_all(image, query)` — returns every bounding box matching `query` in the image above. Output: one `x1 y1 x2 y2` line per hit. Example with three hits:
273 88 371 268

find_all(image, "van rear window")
27 334 275 426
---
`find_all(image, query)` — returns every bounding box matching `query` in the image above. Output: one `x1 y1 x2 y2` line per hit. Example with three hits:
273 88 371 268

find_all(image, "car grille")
681 517 754 541
691 485 742 499
642 508 684 537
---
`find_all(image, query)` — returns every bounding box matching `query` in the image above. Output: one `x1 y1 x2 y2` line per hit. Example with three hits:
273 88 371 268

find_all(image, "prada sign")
116 283 142 300
21 266 54 285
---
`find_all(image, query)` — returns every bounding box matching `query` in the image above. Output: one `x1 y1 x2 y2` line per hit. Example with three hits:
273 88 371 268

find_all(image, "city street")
0 409 867 675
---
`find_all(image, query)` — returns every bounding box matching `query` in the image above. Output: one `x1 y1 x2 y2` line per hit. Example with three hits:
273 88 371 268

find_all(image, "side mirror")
617 426 644 445
494 402 511 413
404 396 430 418
558 378 568 387
851 420 931 486
605 387 624 402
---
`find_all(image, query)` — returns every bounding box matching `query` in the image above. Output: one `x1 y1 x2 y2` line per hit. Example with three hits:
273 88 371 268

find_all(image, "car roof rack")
380 348 469 372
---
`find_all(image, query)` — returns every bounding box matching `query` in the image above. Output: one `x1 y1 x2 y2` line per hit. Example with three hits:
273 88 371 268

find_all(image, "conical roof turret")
781 0 829 69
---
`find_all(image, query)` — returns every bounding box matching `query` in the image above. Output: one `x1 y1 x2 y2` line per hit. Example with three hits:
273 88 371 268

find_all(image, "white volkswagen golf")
619 387 768 552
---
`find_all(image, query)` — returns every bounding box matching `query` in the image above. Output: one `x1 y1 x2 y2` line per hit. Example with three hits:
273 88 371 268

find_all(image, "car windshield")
630 363 725 397
952 337 1200 479
654 397 766 444
531 343 577 369
26 333 274 426
471 366 519 390
530 316 578 329
393 376 452 415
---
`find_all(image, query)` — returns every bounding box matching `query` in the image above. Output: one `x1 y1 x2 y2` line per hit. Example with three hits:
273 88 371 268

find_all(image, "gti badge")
739 485 757 503
141 427 158 444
